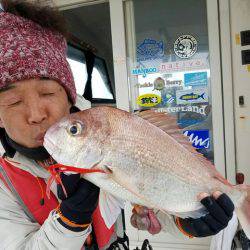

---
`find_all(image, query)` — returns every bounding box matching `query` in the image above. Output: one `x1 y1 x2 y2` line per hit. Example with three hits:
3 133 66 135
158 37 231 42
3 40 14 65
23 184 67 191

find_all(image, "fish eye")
67 122 83 136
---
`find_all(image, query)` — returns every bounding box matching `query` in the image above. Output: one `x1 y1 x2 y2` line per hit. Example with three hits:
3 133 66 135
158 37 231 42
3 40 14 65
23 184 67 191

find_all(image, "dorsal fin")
135 110 213 167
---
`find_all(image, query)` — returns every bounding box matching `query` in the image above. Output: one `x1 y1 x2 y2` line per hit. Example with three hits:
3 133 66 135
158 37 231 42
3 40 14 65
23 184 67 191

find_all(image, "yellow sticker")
247 65 250 72
137 93 161 107
235 34 240 45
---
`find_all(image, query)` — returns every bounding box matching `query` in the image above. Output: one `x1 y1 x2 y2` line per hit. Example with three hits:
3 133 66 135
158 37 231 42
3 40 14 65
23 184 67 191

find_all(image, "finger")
68 187 100 212
212 191 223 199
197 192 209 201
213 193 234 218
201 214 225 234
181 218 213 237
200 196 229 226
72 179 100 204
57 173 80 199
78 178 100 193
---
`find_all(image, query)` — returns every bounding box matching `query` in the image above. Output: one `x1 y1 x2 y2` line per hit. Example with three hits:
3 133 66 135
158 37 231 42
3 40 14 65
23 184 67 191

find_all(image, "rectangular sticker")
235 34 240 45
184 72 208 87
176 88 208 105
183 130 210 149
159 59 209 73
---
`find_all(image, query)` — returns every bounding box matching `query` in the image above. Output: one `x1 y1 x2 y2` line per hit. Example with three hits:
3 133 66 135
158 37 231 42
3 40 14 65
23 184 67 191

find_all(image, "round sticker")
153 77 165 90
174 35 197 59
137 94 162 107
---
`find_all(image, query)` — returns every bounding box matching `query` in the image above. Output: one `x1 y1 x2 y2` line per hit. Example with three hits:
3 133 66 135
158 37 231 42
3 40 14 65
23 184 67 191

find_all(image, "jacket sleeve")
0 180 91 250
155 211 190 239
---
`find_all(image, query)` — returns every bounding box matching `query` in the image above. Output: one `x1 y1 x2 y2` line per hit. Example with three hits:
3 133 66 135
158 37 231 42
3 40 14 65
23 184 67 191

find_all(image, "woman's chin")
32 140 44 148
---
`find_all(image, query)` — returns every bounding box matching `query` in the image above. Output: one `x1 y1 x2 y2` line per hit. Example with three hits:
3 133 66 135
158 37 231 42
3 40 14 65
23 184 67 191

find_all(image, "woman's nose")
26 99 47 124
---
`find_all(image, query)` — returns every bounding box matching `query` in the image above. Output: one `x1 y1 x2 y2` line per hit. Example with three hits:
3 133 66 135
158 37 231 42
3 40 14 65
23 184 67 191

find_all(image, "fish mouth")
43 137 62 160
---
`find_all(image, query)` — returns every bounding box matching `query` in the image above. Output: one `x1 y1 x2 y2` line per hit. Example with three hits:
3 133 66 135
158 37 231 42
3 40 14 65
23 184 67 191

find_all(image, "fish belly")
97 150 207 217
83 172 150 206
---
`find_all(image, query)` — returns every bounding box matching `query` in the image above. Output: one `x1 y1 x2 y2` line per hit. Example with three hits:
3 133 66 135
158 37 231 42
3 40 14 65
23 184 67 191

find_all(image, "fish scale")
108 123 212 187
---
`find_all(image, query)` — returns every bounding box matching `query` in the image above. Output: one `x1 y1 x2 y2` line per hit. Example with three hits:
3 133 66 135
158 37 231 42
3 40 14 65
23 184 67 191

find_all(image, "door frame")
218 0 237 183
206 0 226 176
112 0 227 176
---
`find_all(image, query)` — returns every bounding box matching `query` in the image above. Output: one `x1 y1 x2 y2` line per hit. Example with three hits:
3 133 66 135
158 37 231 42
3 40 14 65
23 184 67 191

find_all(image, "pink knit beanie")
0 11 76 103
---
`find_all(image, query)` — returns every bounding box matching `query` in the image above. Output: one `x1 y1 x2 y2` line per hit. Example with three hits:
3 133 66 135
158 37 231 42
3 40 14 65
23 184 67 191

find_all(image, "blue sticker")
176 88 208 105
137 38 164 61
131 67 158 78
183 130 210 149
184 72 208 87
165 94 175 104
161 94 174 106
178 119 204 128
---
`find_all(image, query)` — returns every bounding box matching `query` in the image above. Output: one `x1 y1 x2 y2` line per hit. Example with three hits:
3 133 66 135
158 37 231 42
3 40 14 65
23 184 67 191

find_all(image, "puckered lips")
35 132 46 144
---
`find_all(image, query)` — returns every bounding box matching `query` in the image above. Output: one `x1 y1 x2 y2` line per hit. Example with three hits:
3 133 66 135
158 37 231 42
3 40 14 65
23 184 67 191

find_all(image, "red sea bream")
44 107 250 237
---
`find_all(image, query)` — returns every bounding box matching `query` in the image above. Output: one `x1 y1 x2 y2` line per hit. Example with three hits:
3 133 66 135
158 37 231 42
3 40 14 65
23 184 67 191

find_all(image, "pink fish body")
44 107 250 236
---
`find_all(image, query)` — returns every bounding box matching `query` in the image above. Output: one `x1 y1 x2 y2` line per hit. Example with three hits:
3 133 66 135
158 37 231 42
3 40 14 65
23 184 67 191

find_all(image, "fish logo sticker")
180 93 205 101
183 130 210 149
174 35 198 59
137 38 164 61
176 88 208 105
137 94 161 107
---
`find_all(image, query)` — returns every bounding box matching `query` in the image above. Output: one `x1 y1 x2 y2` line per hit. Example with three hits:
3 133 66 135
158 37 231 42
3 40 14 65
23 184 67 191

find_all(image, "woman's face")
0 78 71 148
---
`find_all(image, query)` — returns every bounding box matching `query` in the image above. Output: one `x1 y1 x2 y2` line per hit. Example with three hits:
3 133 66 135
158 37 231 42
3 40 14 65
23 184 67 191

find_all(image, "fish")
137 38 164 60
43 107 250 237
180 92 205 101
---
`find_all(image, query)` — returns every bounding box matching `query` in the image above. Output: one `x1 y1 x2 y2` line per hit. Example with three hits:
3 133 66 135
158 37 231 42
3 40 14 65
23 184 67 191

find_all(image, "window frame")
67 42 116 104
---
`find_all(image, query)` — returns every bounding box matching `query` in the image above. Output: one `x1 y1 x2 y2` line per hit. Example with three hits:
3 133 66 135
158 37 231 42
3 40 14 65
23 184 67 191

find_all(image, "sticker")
137 38 164 61
176 88 208 105
137 94 161 107
135 82 153 88
132 67 158 78
165 94 175 104
156 105 208 116
183 130 210 149
174 35 198 59
235 34 240 45
165 80 183 88
153 77 165 90
177 118 204 128
160 59 208 73
184 72 208 87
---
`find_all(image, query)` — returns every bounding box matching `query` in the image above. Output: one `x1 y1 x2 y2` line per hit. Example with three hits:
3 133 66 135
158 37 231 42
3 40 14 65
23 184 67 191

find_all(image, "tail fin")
200 93 205 100
235 185 250 239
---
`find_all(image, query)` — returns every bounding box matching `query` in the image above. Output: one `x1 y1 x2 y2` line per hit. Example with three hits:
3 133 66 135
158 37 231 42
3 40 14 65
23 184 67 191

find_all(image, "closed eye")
41 93 55 96
8 101 22 106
